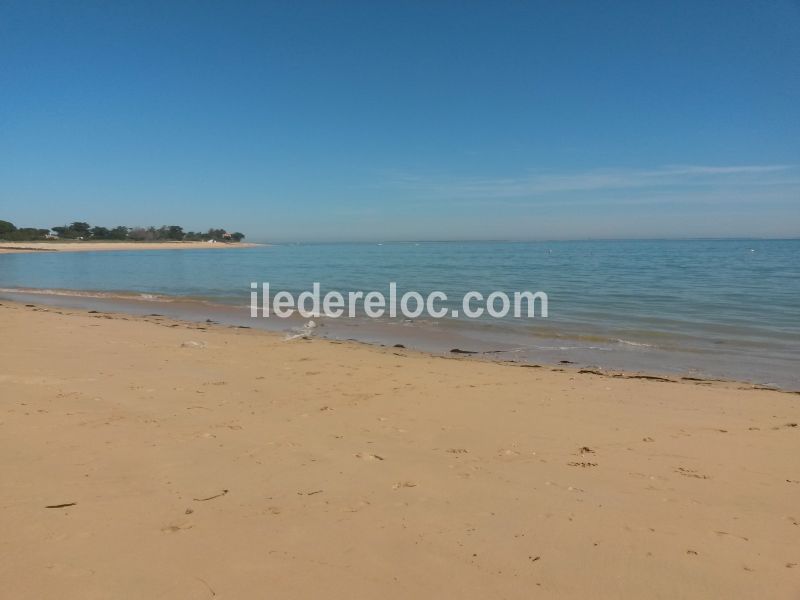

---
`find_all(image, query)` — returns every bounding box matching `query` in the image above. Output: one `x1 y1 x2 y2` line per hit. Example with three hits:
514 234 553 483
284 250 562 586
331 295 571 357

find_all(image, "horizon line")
252 236 800 244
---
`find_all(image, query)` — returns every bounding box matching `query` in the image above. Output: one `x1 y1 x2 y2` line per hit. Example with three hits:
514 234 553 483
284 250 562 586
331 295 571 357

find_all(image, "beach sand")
0 241 261 254
0 300 797 598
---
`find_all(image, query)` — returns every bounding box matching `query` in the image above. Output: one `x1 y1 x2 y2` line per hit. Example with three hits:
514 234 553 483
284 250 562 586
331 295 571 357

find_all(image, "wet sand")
0 241 261 254
3 285 797 391
0 300 797 598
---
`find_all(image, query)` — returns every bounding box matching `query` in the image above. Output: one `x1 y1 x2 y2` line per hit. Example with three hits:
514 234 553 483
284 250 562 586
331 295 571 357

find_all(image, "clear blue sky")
1 1 799 241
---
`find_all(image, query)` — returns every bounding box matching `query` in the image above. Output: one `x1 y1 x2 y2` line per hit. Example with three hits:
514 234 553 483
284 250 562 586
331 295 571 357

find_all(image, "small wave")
0 286 173 303
531 345 611 351
616 339 654 348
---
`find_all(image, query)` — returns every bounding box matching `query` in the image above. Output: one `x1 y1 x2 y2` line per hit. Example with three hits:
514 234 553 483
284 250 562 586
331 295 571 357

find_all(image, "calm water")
2 240 799 389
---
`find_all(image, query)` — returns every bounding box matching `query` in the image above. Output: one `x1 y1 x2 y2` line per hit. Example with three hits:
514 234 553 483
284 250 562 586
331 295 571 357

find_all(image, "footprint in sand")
498 448 521 457
354 452 384 461
676 467 710 479
392 481 417 490
180 340 207 349
161 522 193 533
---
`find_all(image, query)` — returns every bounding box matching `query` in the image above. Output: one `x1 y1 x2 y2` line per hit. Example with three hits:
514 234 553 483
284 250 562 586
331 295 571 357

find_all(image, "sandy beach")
0 300 797 599
0 241 261 254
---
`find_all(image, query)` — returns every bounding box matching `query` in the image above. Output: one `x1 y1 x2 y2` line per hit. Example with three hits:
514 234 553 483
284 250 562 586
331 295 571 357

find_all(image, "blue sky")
1 1 799 241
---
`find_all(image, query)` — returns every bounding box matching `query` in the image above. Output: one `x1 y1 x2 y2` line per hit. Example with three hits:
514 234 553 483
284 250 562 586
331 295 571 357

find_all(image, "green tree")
6 228 48 241
109 226 129 240
52 225 76 238
70 222 91 236
51 222 91 239
230 232 245 242
90 226 110 239
0 220 16 235
166 225 184 240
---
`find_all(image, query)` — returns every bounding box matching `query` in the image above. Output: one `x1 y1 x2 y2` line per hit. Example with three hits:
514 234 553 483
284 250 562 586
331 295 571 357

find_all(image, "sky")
1 1 799 242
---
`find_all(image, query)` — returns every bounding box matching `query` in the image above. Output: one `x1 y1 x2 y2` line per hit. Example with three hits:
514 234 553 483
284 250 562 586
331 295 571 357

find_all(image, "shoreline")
2 296 793 394
0 241 263 254
1 286 797 392
1 299 798 598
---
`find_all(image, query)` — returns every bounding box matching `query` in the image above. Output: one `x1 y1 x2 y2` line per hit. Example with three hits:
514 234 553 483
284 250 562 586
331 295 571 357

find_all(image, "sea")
1 239 798 390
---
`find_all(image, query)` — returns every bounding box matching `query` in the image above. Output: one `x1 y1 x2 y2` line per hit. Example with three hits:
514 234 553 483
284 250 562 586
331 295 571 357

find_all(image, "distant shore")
0 240 263 254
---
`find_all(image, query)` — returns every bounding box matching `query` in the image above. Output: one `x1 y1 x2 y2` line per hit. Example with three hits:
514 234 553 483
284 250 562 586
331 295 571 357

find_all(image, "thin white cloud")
660 165 791 175
384 164 797 199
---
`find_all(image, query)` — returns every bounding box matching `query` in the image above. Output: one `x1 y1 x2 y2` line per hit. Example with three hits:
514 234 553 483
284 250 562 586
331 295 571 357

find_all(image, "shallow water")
1 239 798 389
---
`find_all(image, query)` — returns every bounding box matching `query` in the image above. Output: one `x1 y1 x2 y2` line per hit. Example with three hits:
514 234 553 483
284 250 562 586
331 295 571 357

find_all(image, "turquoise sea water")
1 240 798 389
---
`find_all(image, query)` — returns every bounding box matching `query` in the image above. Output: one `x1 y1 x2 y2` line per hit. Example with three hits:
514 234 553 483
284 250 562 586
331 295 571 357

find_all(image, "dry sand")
0 300 797 599
0 241 261 254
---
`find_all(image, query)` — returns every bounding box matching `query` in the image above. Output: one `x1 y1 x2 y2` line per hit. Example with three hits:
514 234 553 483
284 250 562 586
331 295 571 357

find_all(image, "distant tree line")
0 220 50 241
0 220 245 243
